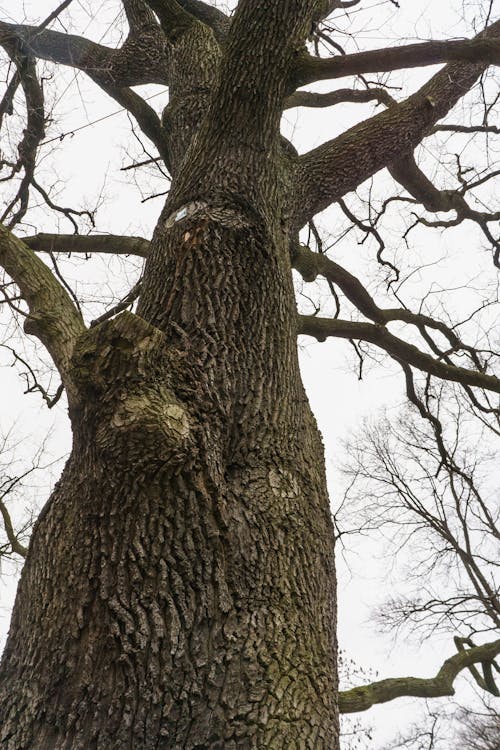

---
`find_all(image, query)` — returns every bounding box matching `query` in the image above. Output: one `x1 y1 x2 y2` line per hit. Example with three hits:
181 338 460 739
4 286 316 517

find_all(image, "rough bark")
0 3 339 748
1 2 499 748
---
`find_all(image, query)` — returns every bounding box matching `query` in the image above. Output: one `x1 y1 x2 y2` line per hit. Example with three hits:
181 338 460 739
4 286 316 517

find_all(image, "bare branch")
23 233 150 258
96 85 171 168
292 243 488 369
122 0 158 30
0 224 85 395
0 21 170 88
175 0 230 41
0 23 118 81
431 123 500 135
292 19 500 227
143 0 197 40
90 280 143 327
0 14 171 166
285 86 395 110
294 31 500 88
298 314 500 394
389 153 500 267
339 638 500 713
0 496 28 558
0 44 45 228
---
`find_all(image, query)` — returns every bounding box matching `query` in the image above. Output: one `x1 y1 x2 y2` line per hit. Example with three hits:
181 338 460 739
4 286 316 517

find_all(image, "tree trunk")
0 8 339 748
0 145 338 750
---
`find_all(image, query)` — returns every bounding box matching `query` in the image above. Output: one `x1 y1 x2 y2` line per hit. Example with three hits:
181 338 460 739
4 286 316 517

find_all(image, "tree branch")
285 86 395 110
95 84 171 168
294 35 500 88
339 638 500 713
0 17 171 164
292 243 486 368
175 0 230 42
0 22 118 81
298 314 500 394
0 21 170 87
143 0 196 40
431 123 500 135
292 19 500 228
23 233 150 257
122 0 158 31
0 496 28 558
0 224 85 395
0 37 45 228
312 0 362 27
389 153 500 267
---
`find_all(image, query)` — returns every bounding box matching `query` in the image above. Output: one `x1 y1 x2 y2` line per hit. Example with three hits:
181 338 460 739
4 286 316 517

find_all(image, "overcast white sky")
0 0 499 746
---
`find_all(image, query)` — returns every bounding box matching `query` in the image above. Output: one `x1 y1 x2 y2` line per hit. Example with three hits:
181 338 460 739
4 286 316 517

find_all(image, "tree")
341 387 499 640
456 701 500 750
379 698 500 750
338 385 499 746
0 1 499 748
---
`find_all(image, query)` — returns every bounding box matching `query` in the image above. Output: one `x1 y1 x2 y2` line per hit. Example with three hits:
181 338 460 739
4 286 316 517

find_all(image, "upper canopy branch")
339 638 500 713
0 224 85 398
174 0 230 41
292 18 500 229
285 86 395 110
0 20 170 87
0 15 172 166
0 39 45 229
0 23 119 82
294 35 500 88
122 0 158 30
143 0 196 41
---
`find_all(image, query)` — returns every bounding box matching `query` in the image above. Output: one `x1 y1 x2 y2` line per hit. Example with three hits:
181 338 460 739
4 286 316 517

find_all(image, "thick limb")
298 315 500 394
0 20 170 87
0 224 85 400
292 19 500 229
285 87 395 110
23 233 150 258
339 638 500 713
294 34 500 88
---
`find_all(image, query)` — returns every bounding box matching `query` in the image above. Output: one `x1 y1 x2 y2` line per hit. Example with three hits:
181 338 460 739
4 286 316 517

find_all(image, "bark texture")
1 1 498 747
0 2 338 748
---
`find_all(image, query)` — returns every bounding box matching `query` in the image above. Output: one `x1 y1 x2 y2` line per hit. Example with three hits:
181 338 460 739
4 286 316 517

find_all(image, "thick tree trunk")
0 177 338 750
0 6 339 747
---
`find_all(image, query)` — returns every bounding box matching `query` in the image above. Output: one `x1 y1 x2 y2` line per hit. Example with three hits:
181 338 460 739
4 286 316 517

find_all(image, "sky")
0 0 499 747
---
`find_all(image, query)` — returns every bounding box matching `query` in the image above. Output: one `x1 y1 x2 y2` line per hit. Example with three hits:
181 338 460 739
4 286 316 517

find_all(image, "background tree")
456 700 500 750
338 382 499 746
0 1 499 748
379 697 500 750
